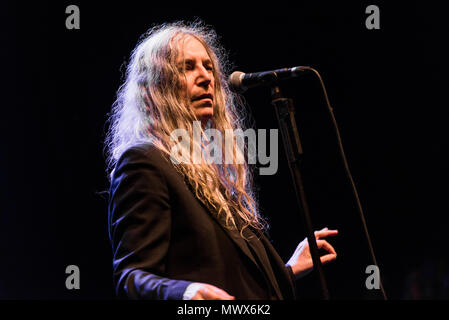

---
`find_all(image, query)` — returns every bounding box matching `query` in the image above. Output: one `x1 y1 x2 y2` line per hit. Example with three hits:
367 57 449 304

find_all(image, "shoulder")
119 143 169 164
115 143 173 170
110 143 176 182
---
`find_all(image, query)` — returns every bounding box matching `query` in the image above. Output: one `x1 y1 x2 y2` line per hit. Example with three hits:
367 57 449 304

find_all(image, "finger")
192 290 205 300
318 240 336 255
212 287 235 300
316 239 337 255
202 286 235 300
320 253 337 264
315 228 337 235
315 229 338 239
199 287 220 300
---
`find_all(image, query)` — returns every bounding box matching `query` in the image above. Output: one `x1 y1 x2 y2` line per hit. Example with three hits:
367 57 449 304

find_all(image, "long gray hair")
105 21 268 233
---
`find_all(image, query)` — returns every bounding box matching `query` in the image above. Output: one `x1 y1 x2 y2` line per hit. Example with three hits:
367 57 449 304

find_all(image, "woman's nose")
196 67 212 87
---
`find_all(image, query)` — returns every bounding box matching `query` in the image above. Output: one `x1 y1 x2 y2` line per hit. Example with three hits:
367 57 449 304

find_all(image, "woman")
105 21 338 300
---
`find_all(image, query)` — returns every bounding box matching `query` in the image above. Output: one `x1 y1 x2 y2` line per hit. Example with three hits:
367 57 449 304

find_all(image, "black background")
0 1 446 300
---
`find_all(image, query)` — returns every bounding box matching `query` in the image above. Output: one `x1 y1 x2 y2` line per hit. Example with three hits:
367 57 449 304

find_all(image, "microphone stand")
270 85 330 300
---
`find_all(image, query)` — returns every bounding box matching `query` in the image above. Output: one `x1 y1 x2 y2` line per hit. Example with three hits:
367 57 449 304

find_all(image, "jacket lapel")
179 173 285 298
244 227 284 299
208 212 264 276
209 213 284 299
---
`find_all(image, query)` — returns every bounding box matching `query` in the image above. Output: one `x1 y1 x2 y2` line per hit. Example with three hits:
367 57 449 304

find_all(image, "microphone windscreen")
229 71 244 91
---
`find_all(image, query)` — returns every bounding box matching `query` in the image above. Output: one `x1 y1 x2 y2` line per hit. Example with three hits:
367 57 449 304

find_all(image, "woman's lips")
192 94 213 102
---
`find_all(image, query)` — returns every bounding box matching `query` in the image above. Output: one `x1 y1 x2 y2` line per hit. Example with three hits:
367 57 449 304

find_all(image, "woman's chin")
196 107 214 122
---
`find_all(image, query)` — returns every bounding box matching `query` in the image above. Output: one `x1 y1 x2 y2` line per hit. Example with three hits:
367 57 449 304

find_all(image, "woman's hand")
191 283 236 300
287 227 338 279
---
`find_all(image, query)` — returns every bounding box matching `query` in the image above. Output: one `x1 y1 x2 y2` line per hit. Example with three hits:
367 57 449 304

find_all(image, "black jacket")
108 143 296 299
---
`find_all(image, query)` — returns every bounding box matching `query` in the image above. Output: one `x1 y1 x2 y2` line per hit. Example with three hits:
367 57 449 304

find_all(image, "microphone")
229 66 308 92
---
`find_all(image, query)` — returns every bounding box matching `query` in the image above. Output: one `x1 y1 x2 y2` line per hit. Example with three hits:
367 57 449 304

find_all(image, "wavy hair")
105 21 267 234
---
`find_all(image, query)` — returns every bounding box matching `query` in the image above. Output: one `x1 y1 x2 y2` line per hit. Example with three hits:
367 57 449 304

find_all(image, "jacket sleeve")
108 146 191 299
285 264 297 284
284 264 297 300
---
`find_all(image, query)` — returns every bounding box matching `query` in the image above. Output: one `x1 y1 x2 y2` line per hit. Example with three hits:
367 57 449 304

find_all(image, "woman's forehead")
175 35 210 61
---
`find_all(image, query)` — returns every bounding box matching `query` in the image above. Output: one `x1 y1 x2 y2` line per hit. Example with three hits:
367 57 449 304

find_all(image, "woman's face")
176 36 215 124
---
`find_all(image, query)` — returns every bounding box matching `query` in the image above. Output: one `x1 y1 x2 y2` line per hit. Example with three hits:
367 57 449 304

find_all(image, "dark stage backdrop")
0 1 446 299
